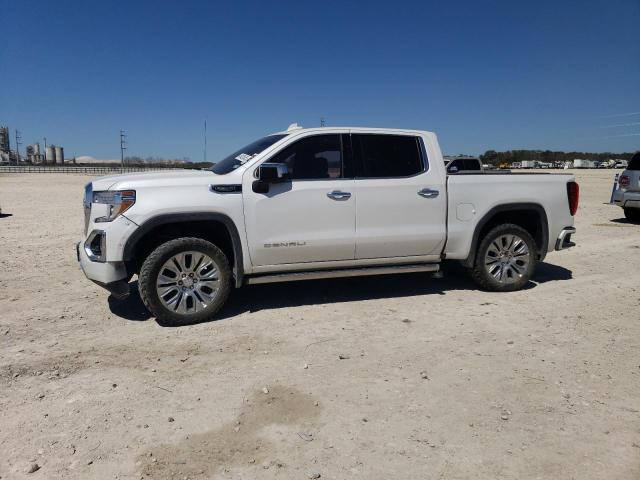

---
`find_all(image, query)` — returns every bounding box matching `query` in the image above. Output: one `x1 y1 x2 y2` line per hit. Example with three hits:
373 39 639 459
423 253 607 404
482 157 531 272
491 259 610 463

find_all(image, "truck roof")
272 124 436 137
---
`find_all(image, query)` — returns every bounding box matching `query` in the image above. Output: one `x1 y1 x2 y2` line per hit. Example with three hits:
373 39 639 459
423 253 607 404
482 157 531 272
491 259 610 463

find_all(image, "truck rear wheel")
623 207 640 223
470 224 537 292
138 237 231 326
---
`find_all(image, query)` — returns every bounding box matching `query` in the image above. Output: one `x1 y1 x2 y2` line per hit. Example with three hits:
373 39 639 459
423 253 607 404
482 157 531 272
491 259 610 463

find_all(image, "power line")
120 129 127 172
15 129 22 164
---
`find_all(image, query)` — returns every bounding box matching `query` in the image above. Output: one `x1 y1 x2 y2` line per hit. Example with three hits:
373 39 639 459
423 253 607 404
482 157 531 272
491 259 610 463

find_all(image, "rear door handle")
418 188 439 198
327 190 351 200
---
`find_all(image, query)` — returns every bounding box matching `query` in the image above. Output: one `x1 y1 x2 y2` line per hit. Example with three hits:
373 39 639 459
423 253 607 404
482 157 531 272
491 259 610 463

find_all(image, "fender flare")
123 213 244 287
461 203 549 268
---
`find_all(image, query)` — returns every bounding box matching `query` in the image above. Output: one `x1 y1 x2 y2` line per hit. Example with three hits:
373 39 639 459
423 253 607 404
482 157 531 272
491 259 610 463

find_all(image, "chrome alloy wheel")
484 234 531 284
156 251 220 315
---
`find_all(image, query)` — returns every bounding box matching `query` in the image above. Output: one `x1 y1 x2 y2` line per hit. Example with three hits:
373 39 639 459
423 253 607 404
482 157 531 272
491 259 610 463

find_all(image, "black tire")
623 207 640 223
138 237 231 326
470 223 537 292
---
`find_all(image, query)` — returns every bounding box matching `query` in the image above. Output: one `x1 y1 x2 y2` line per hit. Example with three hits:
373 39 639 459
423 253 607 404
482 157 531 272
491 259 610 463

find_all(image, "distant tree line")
124 156 213 169
479 150 636 166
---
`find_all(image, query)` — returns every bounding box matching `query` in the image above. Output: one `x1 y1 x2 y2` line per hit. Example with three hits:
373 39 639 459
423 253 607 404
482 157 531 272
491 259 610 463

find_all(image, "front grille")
83 183 93 234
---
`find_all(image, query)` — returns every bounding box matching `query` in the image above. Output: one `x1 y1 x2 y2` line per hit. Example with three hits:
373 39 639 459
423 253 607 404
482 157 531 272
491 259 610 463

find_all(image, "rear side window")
353 134 424 178
270 134 343 180
464 159 481 170
628 153 640 171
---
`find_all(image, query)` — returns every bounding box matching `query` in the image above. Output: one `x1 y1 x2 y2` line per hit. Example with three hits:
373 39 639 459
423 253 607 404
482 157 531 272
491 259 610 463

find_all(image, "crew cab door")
352 133 447 259
242 133 356 267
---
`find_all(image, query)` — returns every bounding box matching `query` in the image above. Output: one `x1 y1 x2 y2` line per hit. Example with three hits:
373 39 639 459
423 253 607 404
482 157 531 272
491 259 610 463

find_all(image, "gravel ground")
0 170 639 479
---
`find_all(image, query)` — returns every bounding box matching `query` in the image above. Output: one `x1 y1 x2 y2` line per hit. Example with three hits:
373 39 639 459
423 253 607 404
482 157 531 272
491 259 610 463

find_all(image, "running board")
245 263 440 285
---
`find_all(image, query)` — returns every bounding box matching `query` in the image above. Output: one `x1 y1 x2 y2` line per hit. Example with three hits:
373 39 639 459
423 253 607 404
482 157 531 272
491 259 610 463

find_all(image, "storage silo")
55 146 64 164
45 145 56 164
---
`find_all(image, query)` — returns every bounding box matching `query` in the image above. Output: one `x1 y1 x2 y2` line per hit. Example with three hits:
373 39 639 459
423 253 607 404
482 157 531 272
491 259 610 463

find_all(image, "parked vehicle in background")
612 152 640 222
445 157 482 173
573 159 596 169
77 125 579 325
614 160 628 169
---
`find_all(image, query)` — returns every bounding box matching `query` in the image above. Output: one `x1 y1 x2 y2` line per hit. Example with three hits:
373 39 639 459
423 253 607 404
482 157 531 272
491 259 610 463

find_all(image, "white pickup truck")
78 125 578 325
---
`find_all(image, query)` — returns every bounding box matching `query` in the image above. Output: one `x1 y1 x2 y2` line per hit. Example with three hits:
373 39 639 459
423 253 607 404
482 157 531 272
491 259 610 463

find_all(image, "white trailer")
573 159 595 169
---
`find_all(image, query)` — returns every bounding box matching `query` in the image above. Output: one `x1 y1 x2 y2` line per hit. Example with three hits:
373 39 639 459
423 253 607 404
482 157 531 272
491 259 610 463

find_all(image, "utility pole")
204 119 207 163
320 117 326 127
120 129 127 172
15 129 22 165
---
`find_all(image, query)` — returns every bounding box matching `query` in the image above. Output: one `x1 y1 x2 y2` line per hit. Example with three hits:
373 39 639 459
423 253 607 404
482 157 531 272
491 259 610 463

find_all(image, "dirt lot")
0 170 639 479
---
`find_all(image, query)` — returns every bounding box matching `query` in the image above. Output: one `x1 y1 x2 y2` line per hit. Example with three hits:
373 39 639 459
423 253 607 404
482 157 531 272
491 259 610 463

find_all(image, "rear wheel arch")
461 203 549 268
123 213 244 287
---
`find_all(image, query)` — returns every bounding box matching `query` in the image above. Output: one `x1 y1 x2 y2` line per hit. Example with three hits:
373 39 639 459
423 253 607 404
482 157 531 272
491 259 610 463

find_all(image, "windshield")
211 134 288 174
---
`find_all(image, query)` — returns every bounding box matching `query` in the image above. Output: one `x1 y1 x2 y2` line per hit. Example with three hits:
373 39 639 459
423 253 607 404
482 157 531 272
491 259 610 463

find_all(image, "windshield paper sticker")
235 153 253 163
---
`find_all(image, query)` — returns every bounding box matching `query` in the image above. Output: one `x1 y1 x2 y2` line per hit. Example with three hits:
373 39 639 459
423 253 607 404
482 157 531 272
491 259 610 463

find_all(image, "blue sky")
1 0 639 161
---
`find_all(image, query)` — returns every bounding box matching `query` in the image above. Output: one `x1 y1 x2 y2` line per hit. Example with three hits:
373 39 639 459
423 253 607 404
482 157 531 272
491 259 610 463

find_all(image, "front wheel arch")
123 213 244 287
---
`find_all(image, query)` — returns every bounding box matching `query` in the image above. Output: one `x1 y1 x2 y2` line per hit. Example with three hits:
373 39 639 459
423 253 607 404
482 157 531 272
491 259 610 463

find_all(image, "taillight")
567 181 579 216
619 175 630 188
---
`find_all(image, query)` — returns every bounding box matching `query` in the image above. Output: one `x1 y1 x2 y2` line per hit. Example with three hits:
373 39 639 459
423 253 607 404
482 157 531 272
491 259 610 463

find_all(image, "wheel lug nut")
178 281 183 285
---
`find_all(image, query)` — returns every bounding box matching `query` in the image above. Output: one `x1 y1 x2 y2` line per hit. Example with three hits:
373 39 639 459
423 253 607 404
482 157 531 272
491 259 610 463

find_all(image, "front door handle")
418 188 439 198
327 190 351 200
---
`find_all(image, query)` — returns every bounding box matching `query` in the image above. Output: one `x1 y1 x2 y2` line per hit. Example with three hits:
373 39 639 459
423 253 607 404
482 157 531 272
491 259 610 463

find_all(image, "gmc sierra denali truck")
78 125 578 326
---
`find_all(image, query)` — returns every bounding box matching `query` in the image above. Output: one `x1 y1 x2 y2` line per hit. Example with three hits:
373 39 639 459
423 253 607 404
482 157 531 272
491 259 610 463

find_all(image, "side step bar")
245 263 440 285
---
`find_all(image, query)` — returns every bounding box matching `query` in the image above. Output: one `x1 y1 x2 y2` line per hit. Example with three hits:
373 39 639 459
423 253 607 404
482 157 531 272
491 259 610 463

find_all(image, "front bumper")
76 241 130 299
555 227 576 251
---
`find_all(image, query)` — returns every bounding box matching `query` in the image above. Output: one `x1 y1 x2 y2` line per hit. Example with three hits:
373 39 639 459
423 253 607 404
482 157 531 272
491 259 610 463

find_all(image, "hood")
89 169 235 191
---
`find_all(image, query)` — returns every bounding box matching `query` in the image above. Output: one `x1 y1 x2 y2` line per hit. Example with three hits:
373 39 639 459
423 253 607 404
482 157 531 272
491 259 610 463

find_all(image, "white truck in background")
78 125 579 325
612 152 640 221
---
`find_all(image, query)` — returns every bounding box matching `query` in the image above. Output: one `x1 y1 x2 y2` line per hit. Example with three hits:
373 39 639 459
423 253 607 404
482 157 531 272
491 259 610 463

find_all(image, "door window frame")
258 133 354 181
352 133 429 180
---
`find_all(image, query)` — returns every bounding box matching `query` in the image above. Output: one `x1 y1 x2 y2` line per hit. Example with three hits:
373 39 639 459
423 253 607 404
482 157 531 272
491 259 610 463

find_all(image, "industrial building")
0 124 67 165
0 126 9 153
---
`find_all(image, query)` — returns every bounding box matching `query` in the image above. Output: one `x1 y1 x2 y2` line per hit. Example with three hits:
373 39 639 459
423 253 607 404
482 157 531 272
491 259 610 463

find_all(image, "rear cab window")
352 134 425 178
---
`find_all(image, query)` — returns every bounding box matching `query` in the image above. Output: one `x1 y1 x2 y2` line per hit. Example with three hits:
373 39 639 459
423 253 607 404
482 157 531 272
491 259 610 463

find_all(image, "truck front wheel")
470 224 537 292
138 237 231 326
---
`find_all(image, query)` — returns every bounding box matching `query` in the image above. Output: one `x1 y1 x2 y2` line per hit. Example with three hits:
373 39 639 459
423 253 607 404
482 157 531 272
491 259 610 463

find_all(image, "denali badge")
264 242 307 248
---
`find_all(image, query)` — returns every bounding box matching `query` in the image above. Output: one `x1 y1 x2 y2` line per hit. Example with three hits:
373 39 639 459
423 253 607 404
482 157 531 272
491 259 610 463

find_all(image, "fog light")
84 230 106 262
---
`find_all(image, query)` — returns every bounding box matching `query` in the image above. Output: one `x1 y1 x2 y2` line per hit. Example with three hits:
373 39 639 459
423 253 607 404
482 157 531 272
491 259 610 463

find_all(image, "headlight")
93 190 136 222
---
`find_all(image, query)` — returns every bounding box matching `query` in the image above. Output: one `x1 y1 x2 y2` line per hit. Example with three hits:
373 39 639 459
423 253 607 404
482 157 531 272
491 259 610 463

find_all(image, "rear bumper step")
555 227 576 251
245 263 440 285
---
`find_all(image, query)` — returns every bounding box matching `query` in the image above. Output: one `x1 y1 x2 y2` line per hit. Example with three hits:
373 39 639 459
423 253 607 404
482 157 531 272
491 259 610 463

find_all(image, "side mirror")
257 163 290 182
253 163 290 194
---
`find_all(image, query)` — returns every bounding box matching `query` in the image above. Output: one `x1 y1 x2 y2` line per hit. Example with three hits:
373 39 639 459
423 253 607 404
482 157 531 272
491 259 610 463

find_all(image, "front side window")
211 134 287 175
270 134 343 180
353 134 424 178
